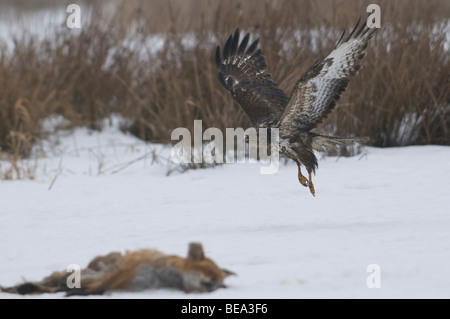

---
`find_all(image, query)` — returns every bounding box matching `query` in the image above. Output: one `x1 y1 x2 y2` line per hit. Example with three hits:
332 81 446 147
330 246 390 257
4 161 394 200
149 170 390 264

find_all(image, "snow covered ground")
0 120 449 299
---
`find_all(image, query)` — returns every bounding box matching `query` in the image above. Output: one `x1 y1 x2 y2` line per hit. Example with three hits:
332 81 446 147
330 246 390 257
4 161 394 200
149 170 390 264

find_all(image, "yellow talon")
299 174 309 187
297 163 309 187
308 171 316 197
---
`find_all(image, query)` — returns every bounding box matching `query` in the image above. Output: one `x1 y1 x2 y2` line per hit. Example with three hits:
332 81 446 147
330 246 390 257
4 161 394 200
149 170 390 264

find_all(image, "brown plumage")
216 18 377 196
1 243 234 296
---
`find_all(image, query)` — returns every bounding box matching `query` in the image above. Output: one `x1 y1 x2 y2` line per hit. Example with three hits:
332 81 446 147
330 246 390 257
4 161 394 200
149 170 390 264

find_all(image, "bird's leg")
297 162 309 187
308 170 316 197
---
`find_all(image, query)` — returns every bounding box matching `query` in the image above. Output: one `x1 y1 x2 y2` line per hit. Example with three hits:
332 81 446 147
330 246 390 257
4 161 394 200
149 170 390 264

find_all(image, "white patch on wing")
319 38 364 79
238 56 251 67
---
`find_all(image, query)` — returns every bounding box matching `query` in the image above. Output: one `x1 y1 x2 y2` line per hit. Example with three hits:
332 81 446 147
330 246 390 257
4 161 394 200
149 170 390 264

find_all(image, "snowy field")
1 120 449 299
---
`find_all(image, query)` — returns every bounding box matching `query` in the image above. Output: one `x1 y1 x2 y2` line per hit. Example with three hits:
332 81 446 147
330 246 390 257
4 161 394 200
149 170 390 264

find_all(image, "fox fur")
1 243 234 296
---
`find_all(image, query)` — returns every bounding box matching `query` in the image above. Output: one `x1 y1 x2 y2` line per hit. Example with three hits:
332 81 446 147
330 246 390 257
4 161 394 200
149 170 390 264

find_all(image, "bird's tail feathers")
311 134 369 152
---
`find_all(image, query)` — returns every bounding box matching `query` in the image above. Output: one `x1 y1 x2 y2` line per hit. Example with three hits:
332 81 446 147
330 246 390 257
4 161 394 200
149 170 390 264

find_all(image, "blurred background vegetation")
0 0 448 165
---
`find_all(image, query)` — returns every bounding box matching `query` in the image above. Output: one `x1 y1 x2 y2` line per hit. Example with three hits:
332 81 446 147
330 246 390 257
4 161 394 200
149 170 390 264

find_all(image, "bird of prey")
215 18 377 196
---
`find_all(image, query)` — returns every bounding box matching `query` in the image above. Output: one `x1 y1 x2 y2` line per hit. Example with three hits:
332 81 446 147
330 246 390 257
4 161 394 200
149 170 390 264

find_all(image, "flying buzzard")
215 18 377 196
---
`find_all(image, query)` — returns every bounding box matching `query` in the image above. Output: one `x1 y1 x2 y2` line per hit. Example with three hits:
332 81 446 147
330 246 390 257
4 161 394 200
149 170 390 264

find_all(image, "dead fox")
1 243 234 296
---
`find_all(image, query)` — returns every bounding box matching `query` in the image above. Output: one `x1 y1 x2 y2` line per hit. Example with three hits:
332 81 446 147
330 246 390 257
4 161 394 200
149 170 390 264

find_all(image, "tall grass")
0 0 448 176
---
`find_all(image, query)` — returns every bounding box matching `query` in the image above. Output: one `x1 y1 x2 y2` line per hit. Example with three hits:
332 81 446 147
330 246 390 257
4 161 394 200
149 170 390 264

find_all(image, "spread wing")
278 19 377 132
215 29 290 128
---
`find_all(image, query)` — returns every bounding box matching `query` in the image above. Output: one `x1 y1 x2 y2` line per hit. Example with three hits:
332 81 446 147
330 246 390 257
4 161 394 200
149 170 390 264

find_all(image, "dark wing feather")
216 29 290 128
278 19 377 132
